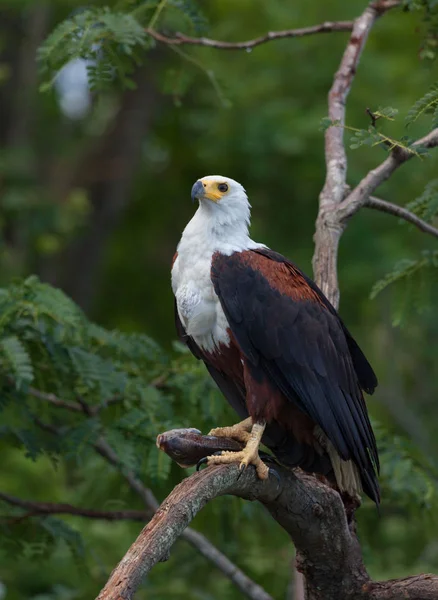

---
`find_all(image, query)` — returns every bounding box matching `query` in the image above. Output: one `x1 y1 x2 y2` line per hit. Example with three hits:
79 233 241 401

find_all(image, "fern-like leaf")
405 179 438 222
38 8 151 91
0 336 33 387
406 83 438 127
371 251 438 325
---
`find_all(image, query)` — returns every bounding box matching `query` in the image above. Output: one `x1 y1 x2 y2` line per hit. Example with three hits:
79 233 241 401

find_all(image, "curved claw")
196 456 208 471
196 451 223 472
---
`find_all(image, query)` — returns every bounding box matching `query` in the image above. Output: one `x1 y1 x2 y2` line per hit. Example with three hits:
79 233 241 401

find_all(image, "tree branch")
29 395 272 600
96 460 360 600
27 386 122 415
93 437 272 600
365 195 438 239
0 491 149 521
313 3 382 306
27 386 85 413
97 430 438 600
339 128 438 223
146 21 354 50
145 1 400 51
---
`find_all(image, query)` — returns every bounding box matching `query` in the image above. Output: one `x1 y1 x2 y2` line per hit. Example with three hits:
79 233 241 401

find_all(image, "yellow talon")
208 417 253 443
204 421 269 480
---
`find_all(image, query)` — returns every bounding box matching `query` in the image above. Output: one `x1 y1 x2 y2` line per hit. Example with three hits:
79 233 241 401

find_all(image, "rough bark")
96 431 438 600
313 4 379 307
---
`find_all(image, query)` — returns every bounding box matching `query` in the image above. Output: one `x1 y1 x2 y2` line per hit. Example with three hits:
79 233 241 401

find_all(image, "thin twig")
146 21 354 51
27 386 122 416
93 438 159 511
365 195 438 239
28 386 84 412
338 128 438 222
0 491 149 521
146 4 400 51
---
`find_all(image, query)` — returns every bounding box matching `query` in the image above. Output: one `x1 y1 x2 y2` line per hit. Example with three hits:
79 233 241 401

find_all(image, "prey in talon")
171 176 380 504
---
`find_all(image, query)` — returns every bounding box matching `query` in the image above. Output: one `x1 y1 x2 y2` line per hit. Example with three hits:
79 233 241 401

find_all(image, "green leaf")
374 106 399 120
405 179 438 222
406 83 438 127
38 8 151 91
0 336 33 387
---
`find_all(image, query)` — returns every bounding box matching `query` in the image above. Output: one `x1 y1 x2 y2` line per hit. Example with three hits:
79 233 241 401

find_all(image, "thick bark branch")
97 430 438 600
365 196 438 239
96 458 363 600
93 437 270 600
28 394 268 600
147 21 354 50
338 128 438 223
366 575 438 599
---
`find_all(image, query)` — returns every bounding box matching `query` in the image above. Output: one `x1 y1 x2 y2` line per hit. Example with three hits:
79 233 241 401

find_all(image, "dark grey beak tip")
191 180 204 203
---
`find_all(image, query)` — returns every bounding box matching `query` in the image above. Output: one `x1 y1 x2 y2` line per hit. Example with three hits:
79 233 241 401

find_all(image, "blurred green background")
0 0 438 598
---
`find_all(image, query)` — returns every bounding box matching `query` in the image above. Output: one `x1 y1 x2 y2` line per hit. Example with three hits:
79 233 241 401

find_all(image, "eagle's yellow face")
191 178 230 203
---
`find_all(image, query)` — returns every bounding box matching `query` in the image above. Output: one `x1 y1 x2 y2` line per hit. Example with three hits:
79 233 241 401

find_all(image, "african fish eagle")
171 175 380 504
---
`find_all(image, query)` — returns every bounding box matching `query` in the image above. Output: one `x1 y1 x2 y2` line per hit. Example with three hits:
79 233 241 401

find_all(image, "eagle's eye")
218 183 228 193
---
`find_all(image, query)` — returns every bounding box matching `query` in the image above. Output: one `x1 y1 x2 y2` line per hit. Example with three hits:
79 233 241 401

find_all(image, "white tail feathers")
314 426 362 498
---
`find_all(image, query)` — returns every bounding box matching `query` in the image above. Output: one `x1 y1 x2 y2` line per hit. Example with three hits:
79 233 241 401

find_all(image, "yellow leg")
205 422 269 480
208 417 253 443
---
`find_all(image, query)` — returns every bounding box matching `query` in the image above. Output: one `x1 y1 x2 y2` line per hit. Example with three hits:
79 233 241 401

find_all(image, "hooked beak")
191 180 205 203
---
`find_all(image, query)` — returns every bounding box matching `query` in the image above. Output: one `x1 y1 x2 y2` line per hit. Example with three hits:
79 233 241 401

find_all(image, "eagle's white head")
178 175 263 257
190 175 251 229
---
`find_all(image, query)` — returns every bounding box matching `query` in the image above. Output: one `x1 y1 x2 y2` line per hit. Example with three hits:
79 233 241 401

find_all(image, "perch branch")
339 128 438 222
93 436 271 600
97 430 438 600
365 196 438 239
146 21 354 50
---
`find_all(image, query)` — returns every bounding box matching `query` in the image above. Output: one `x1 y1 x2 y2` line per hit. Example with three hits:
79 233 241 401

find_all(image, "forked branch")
313 3 382 306
339 128 438 222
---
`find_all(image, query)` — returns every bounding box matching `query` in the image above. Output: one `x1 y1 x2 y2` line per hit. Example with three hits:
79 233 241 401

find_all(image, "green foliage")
321 105 429 158
374 422 438 511
370 251 438 325
0 336 33 388
406 83 438 127
372 106 399 121
37 1 207 92
38 8 151 91
405 179 438 222
1 0 437 597
403 0 438 60
0 276 226 569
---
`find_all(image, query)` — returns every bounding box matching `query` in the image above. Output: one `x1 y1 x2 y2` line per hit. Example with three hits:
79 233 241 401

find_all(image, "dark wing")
257 249 377 394
211 248 379 501
174 299 332 475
